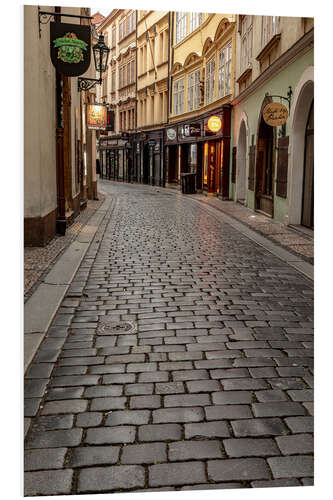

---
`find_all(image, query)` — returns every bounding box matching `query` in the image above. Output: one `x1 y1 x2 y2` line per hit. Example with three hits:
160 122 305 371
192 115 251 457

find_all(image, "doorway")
255 116 274 216
143 143 149 184
207 141 219 193
236 120 247 203
301 101 314 228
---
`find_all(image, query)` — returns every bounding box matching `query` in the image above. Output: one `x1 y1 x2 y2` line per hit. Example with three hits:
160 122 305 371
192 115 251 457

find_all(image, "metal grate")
96 320 137 335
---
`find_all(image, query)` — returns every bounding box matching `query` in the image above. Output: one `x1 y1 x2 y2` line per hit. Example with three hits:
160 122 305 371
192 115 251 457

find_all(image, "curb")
24 193 113 373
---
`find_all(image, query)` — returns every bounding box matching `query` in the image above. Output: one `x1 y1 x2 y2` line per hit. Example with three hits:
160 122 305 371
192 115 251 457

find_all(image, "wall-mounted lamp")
78 34 110 91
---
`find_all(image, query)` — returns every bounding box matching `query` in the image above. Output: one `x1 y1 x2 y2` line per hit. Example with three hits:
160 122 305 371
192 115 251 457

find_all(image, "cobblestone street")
24 180 314 496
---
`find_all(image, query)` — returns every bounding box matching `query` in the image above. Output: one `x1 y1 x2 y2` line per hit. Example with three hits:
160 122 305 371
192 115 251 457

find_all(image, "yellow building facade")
97 9 137 134
137 10 169 130
165 12 236 196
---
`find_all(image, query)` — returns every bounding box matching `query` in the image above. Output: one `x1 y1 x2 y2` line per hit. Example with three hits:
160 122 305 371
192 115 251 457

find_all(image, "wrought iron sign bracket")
78 77 102 92
38 7 92 38
265 86 293 112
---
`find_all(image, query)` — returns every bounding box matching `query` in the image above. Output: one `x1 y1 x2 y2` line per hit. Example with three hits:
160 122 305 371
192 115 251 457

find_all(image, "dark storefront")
99 130 164 187
164 105 231 198
99 135 132 183
133 129 165 187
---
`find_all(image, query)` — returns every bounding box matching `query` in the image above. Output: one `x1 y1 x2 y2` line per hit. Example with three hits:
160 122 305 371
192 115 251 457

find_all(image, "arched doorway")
288 67 314 226
255 102 275 217
301 101 314 228
236 120 247 203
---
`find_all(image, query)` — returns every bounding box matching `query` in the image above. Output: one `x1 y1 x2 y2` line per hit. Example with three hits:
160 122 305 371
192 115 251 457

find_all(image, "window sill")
256 34 281 63
236 66 252 84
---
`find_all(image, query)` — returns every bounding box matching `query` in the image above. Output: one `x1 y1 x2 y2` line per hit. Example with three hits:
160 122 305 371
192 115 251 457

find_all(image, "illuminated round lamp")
207 116 222 133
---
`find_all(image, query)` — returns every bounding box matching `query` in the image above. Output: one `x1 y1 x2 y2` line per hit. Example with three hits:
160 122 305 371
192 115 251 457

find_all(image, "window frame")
218 42 232 98
173 77 185 115
240 15 253 73
206 57 215 104
175 12 187 44
187 69 201 112
261 16 280 48
189 12 202 33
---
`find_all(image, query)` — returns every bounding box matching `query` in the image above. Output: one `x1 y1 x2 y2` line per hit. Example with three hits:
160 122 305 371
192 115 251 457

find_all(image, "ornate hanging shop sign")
263 102 289 127
86 104 107 130
50 22 91 76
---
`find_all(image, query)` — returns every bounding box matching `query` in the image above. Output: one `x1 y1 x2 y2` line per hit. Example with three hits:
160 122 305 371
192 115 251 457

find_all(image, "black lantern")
78 34 110 91
93 34 110 73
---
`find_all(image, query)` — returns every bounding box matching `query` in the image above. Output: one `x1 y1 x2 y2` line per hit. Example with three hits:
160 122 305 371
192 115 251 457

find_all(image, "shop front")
99 135 132 183
165 105 231 197
132 130 164 187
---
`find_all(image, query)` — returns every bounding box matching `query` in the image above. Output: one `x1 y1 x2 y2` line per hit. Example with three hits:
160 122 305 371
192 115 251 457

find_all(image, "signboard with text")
263 102 288 126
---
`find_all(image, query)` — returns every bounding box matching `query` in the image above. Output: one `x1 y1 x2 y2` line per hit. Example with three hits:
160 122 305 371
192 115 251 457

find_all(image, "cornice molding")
232 28 314 106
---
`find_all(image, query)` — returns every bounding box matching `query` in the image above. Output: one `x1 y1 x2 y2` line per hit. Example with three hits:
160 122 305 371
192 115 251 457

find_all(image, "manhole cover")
96 320 137 335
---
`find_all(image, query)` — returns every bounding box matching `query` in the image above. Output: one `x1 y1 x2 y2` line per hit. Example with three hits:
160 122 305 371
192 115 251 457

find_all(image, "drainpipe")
55 6 66 235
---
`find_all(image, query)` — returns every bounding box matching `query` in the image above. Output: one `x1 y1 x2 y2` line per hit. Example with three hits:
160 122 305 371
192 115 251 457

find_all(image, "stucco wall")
24 5 57 219
232 48 314 222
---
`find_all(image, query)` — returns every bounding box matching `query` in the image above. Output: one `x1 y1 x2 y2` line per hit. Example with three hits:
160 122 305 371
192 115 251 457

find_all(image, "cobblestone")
149 461 206 487
67 446 120 467
24 182 314 494
78 465 145 492
208 458 271 481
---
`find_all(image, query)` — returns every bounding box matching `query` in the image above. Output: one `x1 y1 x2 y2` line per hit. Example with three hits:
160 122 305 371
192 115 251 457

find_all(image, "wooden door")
208 142 216 193
256 124 274 217
302 102 314 228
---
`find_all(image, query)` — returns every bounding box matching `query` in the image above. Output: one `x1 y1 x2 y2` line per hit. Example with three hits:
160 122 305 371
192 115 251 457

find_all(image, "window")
206 58 215 104
189 12 202 33
130 60 135 83
262 16 279 47
111 71 116 92
173 77 184 115
225 43 232 94
175 12 187 43
218 43 232 98
187 70 200 111
119 18 127 41
127 11 136 34
240 15 253 73
112 27 116 47
119 66 127 88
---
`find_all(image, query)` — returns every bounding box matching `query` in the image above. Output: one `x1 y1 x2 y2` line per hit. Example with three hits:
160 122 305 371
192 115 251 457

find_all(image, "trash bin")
181 172 196 194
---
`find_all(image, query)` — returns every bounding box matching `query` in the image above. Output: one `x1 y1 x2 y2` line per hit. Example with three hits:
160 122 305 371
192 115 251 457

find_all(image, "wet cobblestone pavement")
24 181 314 496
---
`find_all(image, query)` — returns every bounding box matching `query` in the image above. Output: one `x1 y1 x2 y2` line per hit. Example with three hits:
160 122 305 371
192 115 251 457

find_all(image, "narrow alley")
24 181 314 495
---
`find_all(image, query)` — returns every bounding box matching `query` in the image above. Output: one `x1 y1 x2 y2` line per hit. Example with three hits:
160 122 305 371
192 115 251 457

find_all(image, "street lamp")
78 34 110 91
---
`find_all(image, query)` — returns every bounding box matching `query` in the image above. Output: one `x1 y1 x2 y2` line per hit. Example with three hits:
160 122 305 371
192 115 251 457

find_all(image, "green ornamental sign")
53 32 88 64
50 22 91 77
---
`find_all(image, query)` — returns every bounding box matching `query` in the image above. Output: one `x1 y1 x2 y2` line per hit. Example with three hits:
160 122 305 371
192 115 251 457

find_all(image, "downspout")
135 9 138 131
55 5 66 235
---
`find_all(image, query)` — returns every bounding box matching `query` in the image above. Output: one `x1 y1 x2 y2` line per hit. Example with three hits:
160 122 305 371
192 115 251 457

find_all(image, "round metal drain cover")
97 320 137 335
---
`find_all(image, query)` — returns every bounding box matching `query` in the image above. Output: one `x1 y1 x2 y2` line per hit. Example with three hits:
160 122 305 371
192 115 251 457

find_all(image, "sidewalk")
24 193 113 373
24 196 105 301
188 194 314 265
